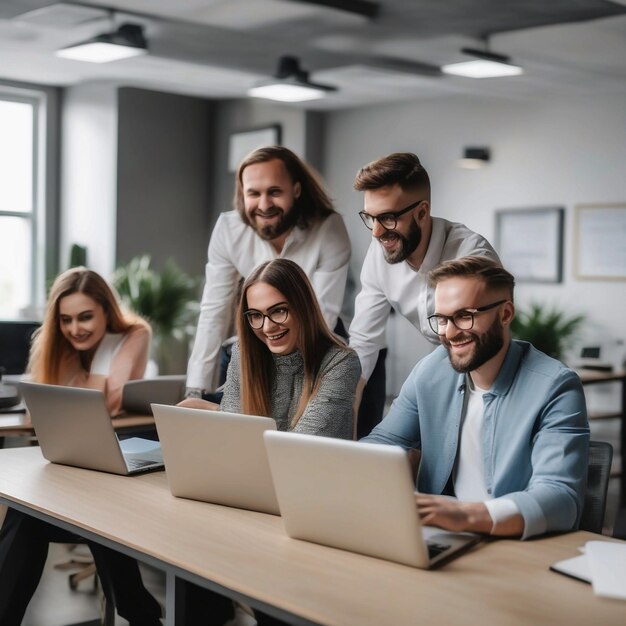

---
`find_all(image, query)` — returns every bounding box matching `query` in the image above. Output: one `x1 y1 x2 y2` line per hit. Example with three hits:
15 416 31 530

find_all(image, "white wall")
60 82 118 275
322 93 626 394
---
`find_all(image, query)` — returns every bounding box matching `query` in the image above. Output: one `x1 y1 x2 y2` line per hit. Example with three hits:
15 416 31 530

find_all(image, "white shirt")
349 217 500 380
186 210 351 391
455 376 520 528
90 333 125 376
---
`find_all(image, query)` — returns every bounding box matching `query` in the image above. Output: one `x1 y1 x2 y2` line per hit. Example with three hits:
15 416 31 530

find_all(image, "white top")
90 333 125 376
186 210 351 391
454 381 489 501
455 377 520 529
349 217 500 380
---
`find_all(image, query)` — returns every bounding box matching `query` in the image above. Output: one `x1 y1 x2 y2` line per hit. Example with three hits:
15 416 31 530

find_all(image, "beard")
443 317 504 373
377 219 422 264
252 207 298 241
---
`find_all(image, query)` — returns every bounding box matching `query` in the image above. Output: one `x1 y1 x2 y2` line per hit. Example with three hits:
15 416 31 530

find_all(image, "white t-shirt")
454 376 520 528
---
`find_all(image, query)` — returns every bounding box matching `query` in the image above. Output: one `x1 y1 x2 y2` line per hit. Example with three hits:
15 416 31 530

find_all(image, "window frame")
0 85 47 315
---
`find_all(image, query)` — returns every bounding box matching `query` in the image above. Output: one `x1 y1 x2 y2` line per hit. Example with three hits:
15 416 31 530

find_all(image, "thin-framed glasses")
427 300 507 336
245 306 289 329
358 200 423 231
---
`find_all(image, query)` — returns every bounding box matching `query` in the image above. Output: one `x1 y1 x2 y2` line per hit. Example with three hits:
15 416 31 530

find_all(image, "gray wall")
116 87 214 276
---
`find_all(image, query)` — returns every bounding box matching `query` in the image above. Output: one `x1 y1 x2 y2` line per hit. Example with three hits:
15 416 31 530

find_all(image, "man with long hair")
186 146 350 399
350 152 500 437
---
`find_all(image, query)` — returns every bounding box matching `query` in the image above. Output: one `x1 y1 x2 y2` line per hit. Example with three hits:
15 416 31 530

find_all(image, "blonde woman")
28 266 151 415
0 268 161 626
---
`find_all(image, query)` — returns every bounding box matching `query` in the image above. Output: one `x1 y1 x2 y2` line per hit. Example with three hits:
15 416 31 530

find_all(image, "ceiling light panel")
56 41 146 63
442 59 523 78
248 83 327 102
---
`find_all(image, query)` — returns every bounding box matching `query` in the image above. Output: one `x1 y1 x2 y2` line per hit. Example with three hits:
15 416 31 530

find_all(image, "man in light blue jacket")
363 256 589 539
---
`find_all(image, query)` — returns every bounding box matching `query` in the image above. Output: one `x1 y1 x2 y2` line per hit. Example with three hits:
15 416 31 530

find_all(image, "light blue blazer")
363 340 589 539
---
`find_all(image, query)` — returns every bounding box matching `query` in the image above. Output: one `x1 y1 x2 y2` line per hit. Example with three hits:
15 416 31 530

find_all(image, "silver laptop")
20 382 164 475
152 404 280 515
122 376 186 414
263 431 480 568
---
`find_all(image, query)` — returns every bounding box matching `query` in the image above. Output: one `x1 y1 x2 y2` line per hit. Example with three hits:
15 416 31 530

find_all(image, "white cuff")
484 498 520 534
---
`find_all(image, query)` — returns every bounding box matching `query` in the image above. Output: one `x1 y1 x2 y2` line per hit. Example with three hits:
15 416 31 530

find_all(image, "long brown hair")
28 267 143 384
237 259 347 426
234 146 334 230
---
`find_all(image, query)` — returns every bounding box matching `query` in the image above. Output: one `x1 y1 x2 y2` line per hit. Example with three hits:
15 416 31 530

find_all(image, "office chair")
55 546 115 626
579 440 613 534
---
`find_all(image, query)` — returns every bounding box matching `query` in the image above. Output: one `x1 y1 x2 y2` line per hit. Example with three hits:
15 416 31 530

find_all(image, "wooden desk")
0 447 624 626
0 411 156 442
576 368 626 502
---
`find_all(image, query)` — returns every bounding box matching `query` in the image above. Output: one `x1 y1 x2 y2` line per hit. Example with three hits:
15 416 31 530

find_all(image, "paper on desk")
586 540 626 600
550 554 592 583
119 437 161 454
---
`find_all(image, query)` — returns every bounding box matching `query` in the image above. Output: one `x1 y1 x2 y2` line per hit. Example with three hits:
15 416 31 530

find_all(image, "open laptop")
152 404 280 515
20 382 164 475
121 376 186 414
263 431 481 568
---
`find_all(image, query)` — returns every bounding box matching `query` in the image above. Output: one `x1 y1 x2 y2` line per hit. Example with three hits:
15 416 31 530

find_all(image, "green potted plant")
112 256 200 374
510 302 585 362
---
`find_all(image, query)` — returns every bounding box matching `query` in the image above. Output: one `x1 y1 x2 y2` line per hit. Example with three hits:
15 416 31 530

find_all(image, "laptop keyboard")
126 458 157 470
427 541 451 559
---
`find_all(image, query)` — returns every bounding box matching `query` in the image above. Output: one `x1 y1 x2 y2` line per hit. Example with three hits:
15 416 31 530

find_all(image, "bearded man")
186 146 350 397
349 152 499 437
362 257 589 539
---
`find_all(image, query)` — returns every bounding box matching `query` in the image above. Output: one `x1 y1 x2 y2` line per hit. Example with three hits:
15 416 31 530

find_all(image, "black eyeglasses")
427 300 507 336
244 306 289 329
358 200 423 231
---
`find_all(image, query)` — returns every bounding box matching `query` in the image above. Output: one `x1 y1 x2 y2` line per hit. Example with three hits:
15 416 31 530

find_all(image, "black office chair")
579 440 613 534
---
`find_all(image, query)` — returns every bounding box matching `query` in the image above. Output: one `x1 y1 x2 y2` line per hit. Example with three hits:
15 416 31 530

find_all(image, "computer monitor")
0 321 40 375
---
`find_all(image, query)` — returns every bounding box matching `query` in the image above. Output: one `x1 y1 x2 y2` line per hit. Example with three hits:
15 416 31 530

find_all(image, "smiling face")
245 281 300 356
58 292 108 353
241 159 301 246
434 276 510 374
363 184 428 265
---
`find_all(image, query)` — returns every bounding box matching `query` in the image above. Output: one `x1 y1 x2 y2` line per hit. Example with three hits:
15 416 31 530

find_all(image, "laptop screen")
0 321 40 375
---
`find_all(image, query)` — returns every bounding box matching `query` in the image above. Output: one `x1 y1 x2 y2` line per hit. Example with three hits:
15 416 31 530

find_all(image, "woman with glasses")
181 258 360 438
178 259 360 626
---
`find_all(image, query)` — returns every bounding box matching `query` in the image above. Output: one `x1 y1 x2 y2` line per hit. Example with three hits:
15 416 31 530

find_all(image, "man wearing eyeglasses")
349 152 499 437
362 257 589 538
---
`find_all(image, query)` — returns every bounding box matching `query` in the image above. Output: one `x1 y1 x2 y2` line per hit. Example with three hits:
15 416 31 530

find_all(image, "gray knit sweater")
221 341 360 439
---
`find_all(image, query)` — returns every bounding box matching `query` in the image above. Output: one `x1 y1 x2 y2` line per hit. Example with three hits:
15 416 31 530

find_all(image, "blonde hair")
237 259 348 427
28 267 144 384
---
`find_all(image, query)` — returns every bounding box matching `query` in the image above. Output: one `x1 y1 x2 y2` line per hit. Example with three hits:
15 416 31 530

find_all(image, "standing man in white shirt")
186 146 350 399
350 152 500 437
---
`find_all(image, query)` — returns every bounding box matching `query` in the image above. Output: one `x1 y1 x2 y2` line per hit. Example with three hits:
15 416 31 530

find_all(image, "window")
0 88 45 318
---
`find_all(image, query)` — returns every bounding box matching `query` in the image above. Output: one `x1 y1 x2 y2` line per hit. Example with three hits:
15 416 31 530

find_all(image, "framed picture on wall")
495 206 564 283
574 204 626 280
228 125 282 172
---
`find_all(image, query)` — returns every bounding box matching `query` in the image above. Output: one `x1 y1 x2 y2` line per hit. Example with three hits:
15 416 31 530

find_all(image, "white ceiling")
1 0 625 109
